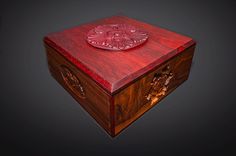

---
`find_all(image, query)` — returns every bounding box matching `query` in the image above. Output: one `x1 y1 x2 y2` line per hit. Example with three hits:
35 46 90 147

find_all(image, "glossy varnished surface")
45 43 195 137
44 16 196 137
44 15 195 94
113 45 195 135
45 45 112 135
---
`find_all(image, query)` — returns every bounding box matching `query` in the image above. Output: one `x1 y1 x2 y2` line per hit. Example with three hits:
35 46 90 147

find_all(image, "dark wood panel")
113 45 195 135
45 44 113 135
45 43 195 137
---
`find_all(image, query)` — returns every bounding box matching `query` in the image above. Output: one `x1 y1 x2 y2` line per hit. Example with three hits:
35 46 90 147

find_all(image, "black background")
1 0 236 155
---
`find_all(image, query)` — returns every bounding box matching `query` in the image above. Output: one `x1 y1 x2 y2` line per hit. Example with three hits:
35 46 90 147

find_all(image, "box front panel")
45 45 112 135
114 45 195 135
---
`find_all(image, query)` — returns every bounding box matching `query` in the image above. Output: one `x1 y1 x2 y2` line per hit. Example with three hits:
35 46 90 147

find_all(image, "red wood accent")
44 16 195 94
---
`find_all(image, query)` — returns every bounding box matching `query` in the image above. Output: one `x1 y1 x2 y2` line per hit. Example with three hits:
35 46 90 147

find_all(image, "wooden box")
44 16 196 137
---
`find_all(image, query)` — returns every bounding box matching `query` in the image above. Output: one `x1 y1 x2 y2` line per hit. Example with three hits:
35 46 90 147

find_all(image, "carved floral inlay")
60 65 86 99
87 24 149 51
146 65 174 105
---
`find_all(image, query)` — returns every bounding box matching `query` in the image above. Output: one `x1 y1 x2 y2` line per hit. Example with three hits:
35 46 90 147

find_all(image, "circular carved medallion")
60 65 86 99
87 24 149 51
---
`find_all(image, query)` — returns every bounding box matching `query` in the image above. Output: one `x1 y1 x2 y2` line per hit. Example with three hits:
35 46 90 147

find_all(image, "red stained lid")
44 16 195 94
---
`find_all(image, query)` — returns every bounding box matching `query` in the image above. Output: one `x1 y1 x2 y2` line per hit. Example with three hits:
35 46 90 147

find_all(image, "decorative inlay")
87 24 148 51
60 65 86 99
146 65 174 105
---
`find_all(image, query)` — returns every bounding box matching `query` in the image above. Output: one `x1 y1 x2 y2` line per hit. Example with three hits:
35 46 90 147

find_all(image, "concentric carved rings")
60 65 86 99
87 24 149 51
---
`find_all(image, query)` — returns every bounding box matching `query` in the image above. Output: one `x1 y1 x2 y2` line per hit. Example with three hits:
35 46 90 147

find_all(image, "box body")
44 16 196 137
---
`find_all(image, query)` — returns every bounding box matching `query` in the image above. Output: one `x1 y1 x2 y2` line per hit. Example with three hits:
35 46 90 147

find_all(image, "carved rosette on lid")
87 24 149 50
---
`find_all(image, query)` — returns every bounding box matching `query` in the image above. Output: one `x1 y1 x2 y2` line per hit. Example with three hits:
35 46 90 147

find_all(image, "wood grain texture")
45 44 113 135
113 45 195 135
44 16 196 137
45 43 195 137
44 15 195 94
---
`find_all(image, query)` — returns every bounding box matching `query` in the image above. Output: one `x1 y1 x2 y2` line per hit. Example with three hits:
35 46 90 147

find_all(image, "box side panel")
114 45 195 135
45 44 112 135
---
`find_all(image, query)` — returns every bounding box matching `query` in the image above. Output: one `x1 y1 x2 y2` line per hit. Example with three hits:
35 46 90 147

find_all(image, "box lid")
44 16 195 94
